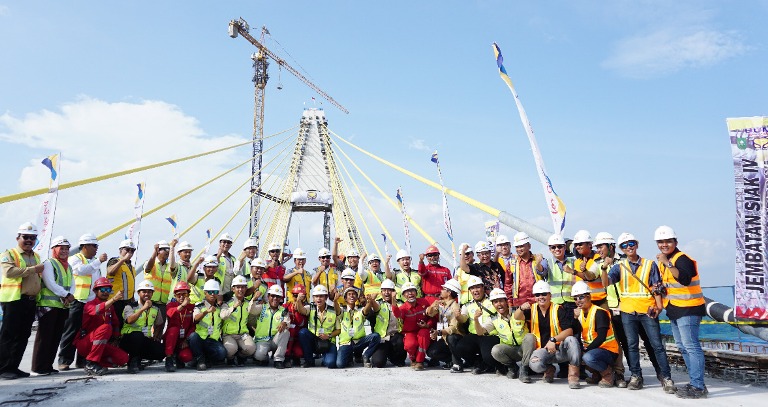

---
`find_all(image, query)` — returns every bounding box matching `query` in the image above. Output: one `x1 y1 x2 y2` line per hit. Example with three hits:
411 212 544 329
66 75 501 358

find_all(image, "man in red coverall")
285 284 308 367
164 281 195 372
74 277 129 376
418 245 452 305
392 282 435 370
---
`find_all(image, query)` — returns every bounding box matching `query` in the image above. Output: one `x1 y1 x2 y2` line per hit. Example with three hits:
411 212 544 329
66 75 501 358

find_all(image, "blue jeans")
298 328 338 369
188 333 226 363
582 348 616 372
621 312 671 378
336 333 380 368
670 315 705 389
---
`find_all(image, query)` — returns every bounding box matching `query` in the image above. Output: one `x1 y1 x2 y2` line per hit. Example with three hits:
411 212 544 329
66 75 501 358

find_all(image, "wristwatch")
666 262 674 268
549 337 557 343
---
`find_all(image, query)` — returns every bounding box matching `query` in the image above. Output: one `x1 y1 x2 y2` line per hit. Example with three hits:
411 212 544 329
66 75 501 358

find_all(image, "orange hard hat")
92 277 112 291
174 281 191 293
291 284 306 295
425 245 439 255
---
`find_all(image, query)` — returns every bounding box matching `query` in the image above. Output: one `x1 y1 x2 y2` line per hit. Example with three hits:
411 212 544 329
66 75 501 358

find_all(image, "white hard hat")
17 222 38 235
617 233 637 245
251 257 267 268
400 282 418 293
571 281 590 296
231 275 248 287
218 233 234 242
593 232 615 245
267 285 284 297
495 235 510 245
395 249 410 261
267 242 281 251
341 269 356 280
318 247 331 257
51 236 71 247
243 238 258 250
342 286 359 298
176 241 193 252
78 233 98 246
346 249 360 258
461 243 474 254
572 230 593 244
513 232 530 246
119 239 136 250
467 275 484 288
137 280 155 291
368 253 381 263
380 279 396 290
157 240 171 250
654 225 677 241
203 255 218 267
532 280 551 295
441 279 461 295
474 241 491 253
547 234 565 246
489 288 507 301
203 279 221 292
311 285 329 296
293 248 307 259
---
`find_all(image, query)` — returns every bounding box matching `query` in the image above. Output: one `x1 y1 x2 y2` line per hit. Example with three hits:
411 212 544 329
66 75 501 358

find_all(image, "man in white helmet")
571 230 606 307
332 236 363 278
572 281 618 389
106 239 137 329
386 249 422 302
502 232 546 309
189 255 223 304
144 240 175 317
59 233 108 371
189 280 227 370
263 241 288 294
119 280 166 374
368 279 406 368
246 258 268 303
296 285 341 368
221 275 256 366
337 286 381 368
215 233 237 295
169 240 204 300
235 238 258 276
283 248 312 303
312 247 339 301
453 244 475 304
355 253 387 296
454 276 503 374
458 242 504 298
488 287 528 380
425 279 465 370
248 285 291 368
541 234 576 311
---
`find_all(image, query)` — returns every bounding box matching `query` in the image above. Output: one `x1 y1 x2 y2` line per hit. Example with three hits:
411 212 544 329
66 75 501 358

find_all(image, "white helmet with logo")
441 279 461 295
395 249 410 261
532 280 551 295
654 226 677 241
293 248 307 259
231 275 248 287
78 233 98 246
119 239 136 250
267 285 284 297
571 281 590 296
380 279 396 290
218 233 234 243
176 241 193 252
593 232 615 245
137 280 155 291
474 241 491 253
203 279 221 292
318 247 331 257
203 255 218 267
157 240 171 250
368 253 381 263
17 222 38 235
400 282 418 293
572 230 593 244
311 285 329 296
251 257 267 268
341 269 356 280
51 236 71 247
489 288 507 301
547 234 565 246
617 233 636 245
513 232 530 246
467 275 484 288
243 238 258 250
495 235 510 245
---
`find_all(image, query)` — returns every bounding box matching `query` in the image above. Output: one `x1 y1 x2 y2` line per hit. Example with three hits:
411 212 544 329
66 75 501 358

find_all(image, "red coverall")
418 262 452 305
285 302 307 360
74 298 129 367
164 300 195 363
392 298 435 363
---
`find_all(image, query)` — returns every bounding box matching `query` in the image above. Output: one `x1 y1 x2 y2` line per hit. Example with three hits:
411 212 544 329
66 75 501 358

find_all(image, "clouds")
0 5 7 16
408 138 431 152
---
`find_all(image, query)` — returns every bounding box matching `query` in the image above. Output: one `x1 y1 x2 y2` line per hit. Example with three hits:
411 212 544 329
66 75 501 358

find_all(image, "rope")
333 149 382 259
0 125 298 205
192 194 255 263
335 158 370 256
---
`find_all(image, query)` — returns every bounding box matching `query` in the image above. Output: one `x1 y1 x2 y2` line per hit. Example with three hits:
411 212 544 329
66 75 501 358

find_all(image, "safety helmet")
571 281 590 297
51 236 71 247
231 275 248 287
547 234 565 246
617 233 636 245
395 249 410 261
92 277 113 291
441 279 461 295
489 288 507 301
380 279 396 290
341 269 356 280
78 233 98 246
368 253 381 263
119 239 136 250
173 281 191 293
219 233 234 243
513 232 530 246
293 248 307 259
17 222 38 235
243 238 258 250
267 242 281 251
318 248 331 257
346 249 360 258
342 286 358 298
461 243 473 254
572 230 593 244
203 279 221 292
532 280 551 295
311 285 329 296
495 235 510 245
176 241 193 252
251 257 267 268
467 275 484 288
267 285 284 297
136 280 155 291
291 284 306 295
400 282 418 293
593 232 615 245
425 245 440 255
474 241 491 253
203 255 218 267
654 225 677 241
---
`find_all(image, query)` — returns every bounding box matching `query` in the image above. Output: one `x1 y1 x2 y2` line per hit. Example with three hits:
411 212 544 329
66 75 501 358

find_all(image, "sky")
1 1 767 305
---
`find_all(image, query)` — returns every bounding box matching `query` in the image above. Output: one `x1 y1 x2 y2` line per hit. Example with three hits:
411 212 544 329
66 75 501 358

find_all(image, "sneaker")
662 377 677 394
284 359 293 369
85 361 107 376
627 375 643 390
31 371 51 376
519 374 532 384
274 361 285 369
450 364 463 373
0 371 20 380
495 366 508 376
301 359 315 368
235 357 245 367
363 357 372 368
196 357 208 371
507 368 519 379
614 373 627 388
126 358 139 374
413 362 424 371
165 356 176 372
58 364 72 371
13 369 30 378
676 384 708 399
472 366 484 375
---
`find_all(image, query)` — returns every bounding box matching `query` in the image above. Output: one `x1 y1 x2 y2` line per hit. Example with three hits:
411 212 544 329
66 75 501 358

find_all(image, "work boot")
284 359 293 369
661 377 677 394
506 367 519 379
226 358 235 366
126 357 140 374
274 361 285 369
413 362 424 371
235 357 245 367
519 372 532 384
165 356 176 372
85 361 107 376
599 367 614 388
627 375 643 390
301 359 315 368
544 365 556 383
363 357 372 368
568 365 581 389
495 365 508 376
614 372 627 388
676 384 708 399
585 367 601 385
196 356 208 371
450 364 463 373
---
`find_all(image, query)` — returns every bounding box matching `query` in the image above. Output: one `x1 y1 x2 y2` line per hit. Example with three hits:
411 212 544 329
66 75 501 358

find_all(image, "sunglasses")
573 294 589 301
269 249 280 253
619 241 638 249
320 256 331 259
549 245 565 250
574 242 589 247
98 288 113 293
221 241 232 245
533 292 549 297
20 235 37 241
463 252 473 256
158 248 170 252
205 291 219 295
124 248 136 253
426 253 439 257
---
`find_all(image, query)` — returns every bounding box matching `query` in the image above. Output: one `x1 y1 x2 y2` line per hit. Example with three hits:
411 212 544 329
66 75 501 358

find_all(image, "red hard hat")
92 277 113 291
174 281 191 293
291 284 306 295
425 245 439 255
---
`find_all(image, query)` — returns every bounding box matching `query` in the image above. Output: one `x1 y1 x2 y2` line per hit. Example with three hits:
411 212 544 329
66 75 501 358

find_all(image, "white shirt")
41 259 71 298
69 254 102 302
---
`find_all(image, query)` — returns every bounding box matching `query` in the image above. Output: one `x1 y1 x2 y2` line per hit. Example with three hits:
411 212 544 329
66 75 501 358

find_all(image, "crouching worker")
189 280 227 370
221 276 256 366
573 281 618 388
391 282 432 370
489 288 528 380
297 285 340 368
120 280 166 373
337 287 380 368
74 278 129 376
164 281 194 372
249 285 291 368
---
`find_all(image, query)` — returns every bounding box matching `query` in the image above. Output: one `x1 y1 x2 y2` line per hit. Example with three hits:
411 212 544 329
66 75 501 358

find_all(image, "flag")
431 150 456 270
166 215 179 239
396 187 411 254
493 43 567 235
126 182 146 248
202 228 213 258
430 152 439 164
382 233 389 259
33 153 61 260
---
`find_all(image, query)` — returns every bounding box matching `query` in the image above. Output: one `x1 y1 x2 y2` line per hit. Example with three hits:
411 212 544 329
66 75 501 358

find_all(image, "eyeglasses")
158 248 170 252
619 241 638 249
269 249 280 253
20 235 37 241
533 292 549 297
320 256 331 259
98 288 113 293
221 241 232 245
463 252 473 256
574 242 589 247
573 294 589 301
426 253 439 257
549 245 565 250
205 291 219 295
124 248 136 253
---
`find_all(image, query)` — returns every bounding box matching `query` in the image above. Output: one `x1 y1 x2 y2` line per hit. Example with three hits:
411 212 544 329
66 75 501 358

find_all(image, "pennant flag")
430 152 439 164
430 150 457 270
41 154 59 190
396 187 412 254
33 153 61 260
166 215 179 239
126 182 146 249
493 43 567 235
382 233 389 259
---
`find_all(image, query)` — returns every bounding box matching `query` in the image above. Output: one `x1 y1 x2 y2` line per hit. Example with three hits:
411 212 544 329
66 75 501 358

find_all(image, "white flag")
33 153 61 261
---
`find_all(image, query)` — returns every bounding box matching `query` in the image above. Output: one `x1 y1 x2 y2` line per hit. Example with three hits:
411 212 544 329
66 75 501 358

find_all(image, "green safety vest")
218 254 235 281
395 270 422 300
71 253 94 301
222 298 249 335
145 260 172 303
338 306 367 345
253 305 286 342
307 306 338 343
244 277 267 302
38 258 72 308
121 302 159 337
547 256 576 304
0 248 40 302
373 300 399 338
190 277 221 304
492 314 528 346
195 302 222 341
465 298 498 335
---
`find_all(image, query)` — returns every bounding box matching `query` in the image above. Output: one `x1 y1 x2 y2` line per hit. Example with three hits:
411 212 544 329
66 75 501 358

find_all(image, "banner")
729 116 768 320
485 220 499 257
33 153 61 261
396 187 412 255
125 182 146 248
493 43 567 235
431 151 457 269
166 215 179 239
382 233 389 259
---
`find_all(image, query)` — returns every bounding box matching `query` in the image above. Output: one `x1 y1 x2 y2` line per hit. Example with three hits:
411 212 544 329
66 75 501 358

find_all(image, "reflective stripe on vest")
579 304 619 353
109 261 135 300
660 252 705 307
576 253 606 301
618 258 655 314
530 303 562 348
146 261 172 303
509 257 543 298
195 303 222 341
38 258 72 308
0 248 40 302
492 315 527 346
465 298 497 335
308 306 338 344
373 301 392 339
71 253 93 301
253 305 285 342
222 298 249 335
218 254 235 279
121 304 158 337
547 256 576 304
338 307 367 345
395 271 422 300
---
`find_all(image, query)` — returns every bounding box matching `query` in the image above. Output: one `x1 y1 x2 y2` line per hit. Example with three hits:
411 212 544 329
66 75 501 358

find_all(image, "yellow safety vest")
530 303 562 348
308 306 338 343
217 254 235 281
505 256 544 298
492 314 528 346
659 252 705 308
465 298 498 335
575 253 606 301
356 269 383 296
253 305 286 342
618 258 656 314
285 269 312 303
579 304 619 353
109 260 135 300
338 306 367 345
222 298 249 335
546 256 576 304
71 253 94 301
194 302 222 341
395 270 422 300
38 258 72 308
145 260 172 303
121 303 159 337
0 248 40 302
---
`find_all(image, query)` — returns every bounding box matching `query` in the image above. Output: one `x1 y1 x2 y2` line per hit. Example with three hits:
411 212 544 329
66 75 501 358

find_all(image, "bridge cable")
334 160 371 257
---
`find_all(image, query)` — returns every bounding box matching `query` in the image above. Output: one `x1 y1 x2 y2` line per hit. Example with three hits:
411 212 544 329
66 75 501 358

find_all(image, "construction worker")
283 248 312 302
32 236 74 375
216 233 237 294
390 282 432 370
144 240 174 316
335 269 362 310
74 277 129 376
120 280 166 373
417 245 452 305
655 225 707 399
515 280 579 384
571 230 606 307
337 287 380 368
454 276 502 374
296 285 340 368
106 238 137 328
0 222 43 380
541 234 576 311
454 243 474 304
284 284 309 367
189 279 227 370
189 255 222 304
312 248 339 301
459 242 503 296
488 286 529 380
263 242 287 293
356 253 386 296
387 249 422 301
59 233 107 371
332 237 362 276
506 232 546 309
572 281 618 389
246 258 268 303
368 279 406 368
221 275 256 366
249 285 291 368
164 281 194 372
169 241 203 295
601 232 675 393
235 238 258 276
425 279 465 370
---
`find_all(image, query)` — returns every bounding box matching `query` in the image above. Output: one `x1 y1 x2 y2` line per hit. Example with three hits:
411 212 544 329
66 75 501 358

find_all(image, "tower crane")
228 17 349 244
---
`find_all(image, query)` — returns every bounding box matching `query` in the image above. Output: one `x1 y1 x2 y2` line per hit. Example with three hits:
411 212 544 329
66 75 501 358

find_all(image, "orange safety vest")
659 252 704 308
530 302 562 348
579 304 619 353
617 258 656 314
575 252 606 301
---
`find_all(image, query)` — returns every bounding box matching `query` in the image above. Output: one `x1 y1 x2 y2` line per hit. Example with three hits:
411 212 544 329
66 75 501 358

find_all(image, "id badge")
318 328 325 334
242 333 249 341
348 329 355 337
179 328 185 338
436 322 446 331
207 326 214 336
141 327 149 335
289 323 296 329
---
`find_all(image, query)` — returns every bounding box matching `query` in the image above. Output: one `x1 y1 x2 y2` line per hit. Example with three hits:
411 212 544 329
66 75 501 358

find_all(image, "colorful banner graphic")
33 153 61 261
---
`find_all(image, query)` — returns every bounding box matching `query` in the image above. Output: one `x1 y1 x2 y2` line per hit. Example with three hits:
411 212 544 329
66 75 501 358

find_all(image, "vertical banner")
166 215 179 240
396 187 412 255
382 233 389 259
125 182 146 248
431 151 457 270
202 228 213 258
33 153 61 261
729 116 768 320
485 220 500 256
493 43 567 236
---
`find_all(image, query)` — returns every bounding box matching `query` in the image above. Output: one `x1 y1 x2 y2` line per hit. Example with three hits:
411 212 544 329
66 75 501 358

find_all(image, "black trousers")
113 300 129 331
426 334 462 365
0 297 37 373
455 333 500 369
31 307 68 373
58 300 86 366
370 333 407 368
119 332 165 361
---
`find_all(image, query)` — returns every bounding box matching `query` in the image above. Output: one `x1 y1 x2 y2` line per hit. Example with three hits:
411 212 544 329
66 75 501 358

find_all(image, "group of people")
0 223 708 399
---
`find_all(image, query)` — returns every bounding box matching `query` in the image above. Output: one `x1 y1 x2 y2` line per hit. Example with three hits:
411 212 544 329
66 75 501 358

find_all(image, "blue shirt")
606 257 661 286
